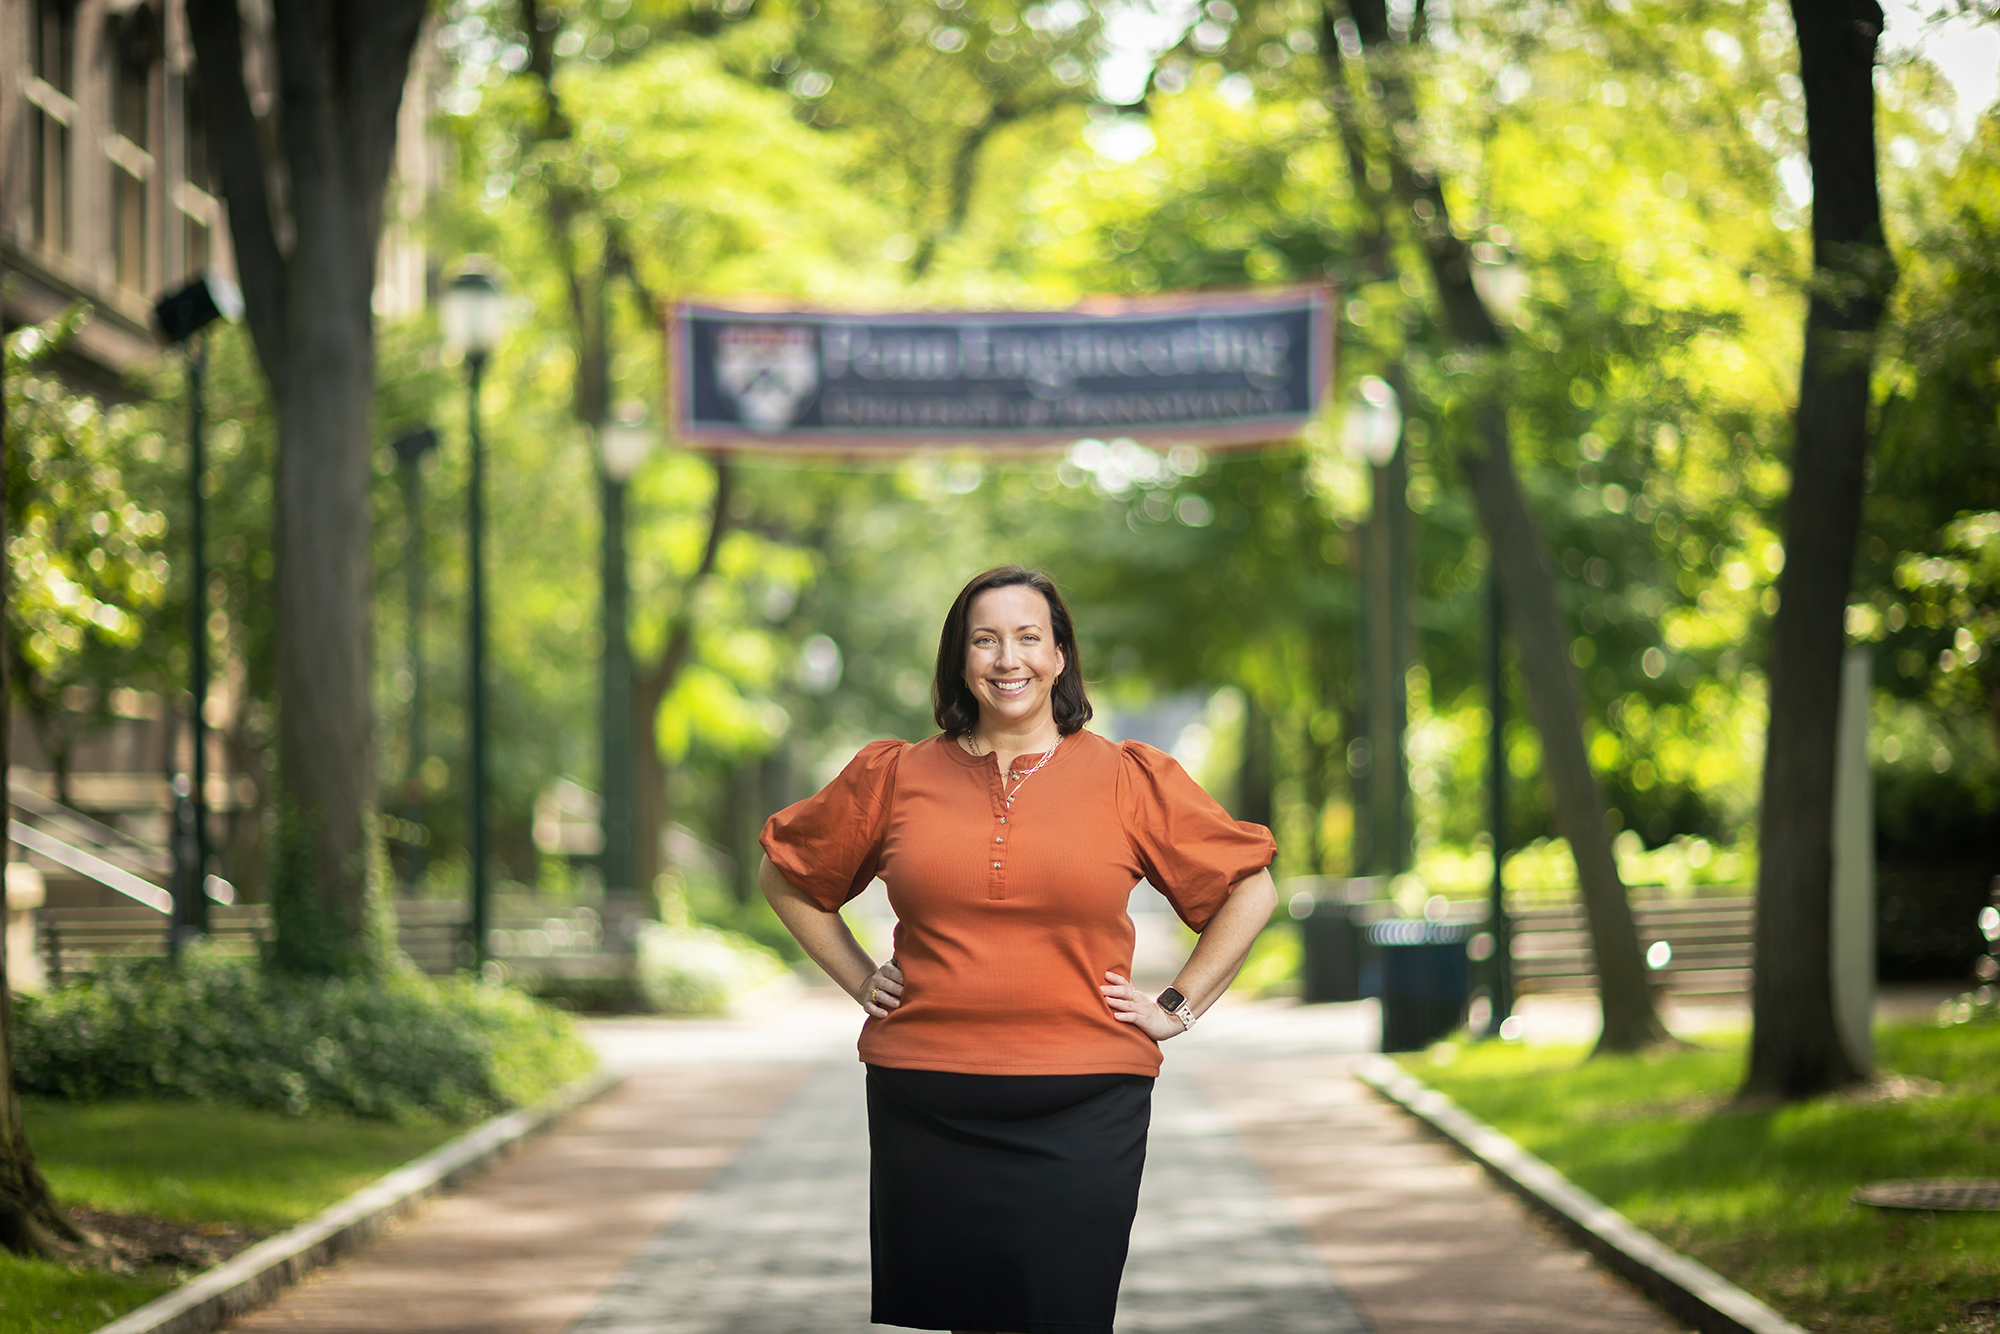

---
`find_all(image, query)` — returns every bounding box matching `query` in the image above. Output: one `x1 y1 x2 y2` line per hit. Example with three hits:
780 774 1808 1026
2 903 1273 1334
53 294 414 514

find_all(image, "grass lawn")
1406 1021 2000 1334
1 1097 466 1334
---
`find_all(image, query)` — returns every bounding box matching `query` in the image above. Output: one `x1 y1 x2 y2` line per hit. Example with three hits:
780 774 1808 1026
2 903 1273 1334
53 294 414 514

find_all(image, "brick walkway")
1182 1007 1682 1334
223 991 1685 1334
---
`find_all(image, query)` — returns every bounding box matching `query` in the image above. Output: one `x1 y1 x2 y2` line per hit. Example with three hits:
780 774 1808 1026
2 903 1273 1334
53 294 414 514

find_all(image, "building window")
181 76 214 277
27 0 77 255
185 216 210 276
184 77 212 195
111 23 156 294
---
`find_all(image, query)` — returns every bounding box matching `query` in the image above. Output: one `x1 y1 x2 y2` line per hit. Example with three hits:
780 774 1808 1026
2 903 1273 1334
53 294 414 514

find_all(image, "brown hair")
932 566 1093 739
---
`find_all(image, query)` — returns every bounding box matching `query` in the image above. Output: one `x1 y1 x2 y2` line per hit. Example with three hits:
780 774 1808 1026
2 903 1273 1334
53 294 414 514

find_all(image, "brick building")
2 0 437 388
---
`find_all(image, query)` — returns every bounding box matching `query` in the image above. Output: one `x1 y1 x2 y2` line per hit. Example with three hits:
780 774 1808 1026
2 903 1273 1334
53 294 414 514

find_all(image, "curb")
91 1065 626 1334
1356 1055 1809 1334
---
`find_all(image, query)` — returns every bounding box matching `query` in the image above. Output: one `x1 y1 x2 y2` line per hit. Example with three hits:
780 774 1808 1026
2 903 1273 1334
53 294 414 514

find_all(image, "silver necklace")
1001 738 1061 803
961 732 1061 802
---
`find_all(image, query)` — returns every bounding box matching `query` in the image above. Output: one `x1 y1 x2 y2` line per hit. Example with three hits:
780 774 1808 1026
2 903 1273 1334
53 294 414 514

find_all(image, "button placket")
987 763 1008 900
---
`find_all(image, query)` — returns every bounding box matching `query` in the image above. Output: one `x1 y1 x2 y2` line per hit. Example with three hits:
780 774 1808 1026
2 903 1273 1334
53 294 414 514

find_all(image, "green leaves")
5 314 170 686
15 948 596 1122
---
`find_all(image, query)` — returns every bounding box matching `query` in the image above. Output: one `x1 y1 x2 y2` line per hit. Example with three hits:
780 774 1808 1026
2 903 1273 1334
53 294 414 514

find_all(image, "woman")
759 565 1277 1334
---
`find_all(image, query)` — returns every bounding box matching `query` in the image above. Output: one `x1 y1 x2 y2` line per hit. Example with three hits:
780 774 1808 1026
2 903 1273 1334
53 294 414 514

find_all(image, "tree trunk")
0 891 84 1260
1238 694 1275 829
0 295 89 1259
634 459 735 897
1460 410 1662 1050
1328 0 1667 1049
1740 0 1892 1101
187 0 427 973
270 226 382 969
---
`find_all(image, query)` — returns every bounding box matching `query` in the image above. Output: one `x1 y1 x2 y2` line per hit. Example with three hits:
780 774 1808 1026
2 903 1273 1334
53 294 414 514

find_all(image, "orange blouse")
759 728 1275 1077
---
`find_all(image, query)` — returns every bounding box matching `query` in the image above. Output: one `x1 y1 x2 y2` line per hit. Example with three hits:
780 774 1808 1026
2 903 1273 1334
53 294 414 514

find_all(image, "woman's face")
962 585 1066 734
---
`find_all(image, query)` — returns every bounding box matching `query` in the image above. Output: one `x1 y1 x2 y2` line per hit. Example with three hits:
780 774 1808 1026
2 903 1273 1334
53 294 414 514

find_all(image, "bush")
14 946 597 1123
635 922 787 1013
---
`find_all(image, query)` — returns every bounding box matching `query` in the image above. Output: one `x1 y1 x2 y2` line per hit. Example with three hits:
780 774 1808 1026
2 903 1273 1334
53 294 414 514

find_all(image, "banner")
671 287 1331 451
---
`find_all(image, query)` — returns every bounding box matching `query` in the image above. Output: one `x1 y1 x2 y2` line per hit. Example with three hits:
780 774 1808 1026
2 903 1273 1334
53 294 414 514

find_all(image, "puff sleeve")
1117 740 1275 932
759 739 906 912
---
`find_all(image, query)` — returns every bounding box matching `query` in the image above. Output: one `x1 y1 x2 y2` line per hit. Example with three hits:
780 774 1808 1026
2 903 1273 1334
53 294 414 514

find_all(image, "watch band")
1156 986 1197 1032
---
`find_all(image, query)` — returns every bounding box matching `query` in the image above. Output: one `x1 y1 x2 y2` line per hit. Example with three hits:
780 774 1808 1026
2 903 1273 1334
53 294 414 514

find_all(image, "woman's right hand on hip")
858 960 904 1018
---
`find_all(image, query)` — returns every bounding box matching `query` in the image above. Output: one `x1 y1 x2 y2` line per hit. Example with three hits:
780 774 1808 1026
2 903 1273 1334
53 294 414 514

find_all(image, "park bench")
1287 879 1757 1005
39 903 271 986
37 897 614 985
1507 891 1755 999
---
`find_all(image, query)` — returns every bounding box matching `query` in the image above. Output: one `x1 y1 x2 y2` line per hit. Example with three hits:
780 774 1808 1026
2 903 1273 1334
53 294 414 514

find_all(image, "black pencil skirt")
866 1065 1153 1334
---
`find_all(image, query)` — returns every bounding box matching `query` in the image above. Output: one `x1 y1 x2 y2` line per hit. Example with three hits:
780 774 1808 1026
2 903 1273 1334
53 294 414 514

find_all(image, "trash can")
1369 919 1475 1052
1297 898 1366 1003
1285 877 1385 1004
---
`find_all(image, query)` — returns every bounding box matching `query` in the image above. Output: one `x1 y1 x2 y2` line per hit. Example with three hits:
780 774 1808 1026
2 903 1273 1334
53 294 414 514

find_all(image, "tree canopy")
10 0 1997 1037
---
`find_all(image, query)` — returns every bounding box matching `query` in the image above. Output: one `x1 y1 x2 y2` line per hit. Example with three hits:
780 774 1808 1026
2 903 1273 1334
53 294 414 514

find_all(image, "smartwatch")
1155 987 1197 1032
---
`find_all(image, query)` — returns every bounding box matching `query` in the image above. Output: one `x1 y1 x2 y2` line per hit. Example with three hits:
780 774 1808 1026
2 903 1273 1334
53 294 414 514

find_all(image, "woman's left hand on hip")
1100 971 1185 1042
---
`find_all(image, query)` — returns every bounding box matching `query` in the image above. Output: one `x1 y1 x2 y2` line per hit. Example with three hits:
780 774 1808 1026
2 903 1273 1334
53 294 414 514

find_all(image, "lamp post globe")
440 268 506 361
1470 242 1530 323
1343 375 1403 468
599 404 656 484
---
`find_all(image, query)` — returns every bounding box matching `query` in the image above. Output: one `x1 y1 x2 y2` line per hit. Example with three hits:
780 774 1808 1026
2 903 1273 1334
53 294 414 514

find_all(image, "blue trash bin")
1369 919 1475 1052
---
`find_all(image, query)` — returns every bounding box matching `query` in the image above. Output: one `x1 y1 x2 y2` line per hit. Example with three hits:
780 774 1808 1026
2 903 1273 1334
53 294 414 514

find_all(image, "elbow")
1243 867 1280 918
756 855 787 909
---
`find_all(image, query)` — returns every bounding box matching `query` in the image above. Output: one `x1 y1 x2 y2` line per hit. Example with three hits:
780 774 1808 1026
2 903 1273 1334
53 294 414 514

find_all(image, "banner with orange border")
670 287 1332 452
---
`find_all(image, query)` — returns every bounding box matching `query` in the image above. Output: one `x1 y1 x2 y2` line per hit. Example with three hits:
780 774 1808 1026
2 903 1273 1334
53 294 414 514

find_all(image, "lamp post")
597 403 654 912
391 425 440 889
151 271 242 956
1470 240 1525 1036
1484 568 1514 1035
440 266 506 971
1342 374 1408 879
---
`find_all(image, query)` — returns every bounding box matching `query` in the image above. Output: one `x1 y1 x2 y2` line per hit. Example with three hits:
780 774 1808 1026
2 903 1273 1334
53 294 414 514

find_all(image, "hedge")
15 946 598 1122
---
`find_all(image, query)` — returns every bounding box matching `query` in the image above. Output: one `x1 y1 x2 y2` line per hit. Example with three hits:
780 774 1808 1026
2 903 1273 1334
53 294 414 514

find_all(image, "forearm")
758 855 880 1001
1170 868 1279 1016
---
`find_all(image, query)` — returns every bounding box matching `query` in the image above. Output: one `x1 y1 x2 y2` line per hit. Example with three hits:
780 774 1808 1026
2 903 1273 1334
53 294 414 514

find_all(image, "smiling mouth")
989 678 1032 696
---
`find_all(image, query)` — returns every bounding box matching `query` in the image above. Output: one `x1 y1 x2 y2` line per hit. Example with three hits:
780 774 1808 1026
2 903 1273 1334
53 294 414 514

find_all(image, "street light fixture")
440 264 506 971
1470 242 1530 323
440 268 507 359
600 404 656 485
597 402 654 913
1342 375 1402 467
1341 373 1410 882
151 271 242 957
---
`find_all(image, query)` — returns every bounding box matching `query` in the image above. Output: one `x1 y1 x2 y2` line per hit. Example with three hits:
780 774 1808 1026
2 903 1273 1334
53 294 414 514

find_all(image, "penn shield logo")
715 325 819 431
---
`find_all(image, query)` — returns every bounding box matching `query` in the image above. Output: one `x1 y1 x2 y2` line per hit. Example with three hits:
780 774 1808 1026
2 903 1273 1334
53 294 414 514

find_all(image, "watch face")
1157 987 1186 1012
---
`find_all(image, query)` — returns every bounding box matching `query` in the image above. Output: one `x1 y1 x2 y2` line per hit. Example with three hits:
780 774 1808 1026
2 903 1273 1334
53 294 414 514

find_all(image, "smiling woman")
756 564 1279 1334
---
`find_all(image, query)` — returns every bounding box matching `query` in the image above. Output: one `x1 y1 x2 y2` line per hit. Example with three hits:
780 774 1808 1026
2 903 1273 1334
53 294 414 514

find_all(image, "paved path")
224 990 1685 1334
225 1061 818 1334
571 1061 1367 1334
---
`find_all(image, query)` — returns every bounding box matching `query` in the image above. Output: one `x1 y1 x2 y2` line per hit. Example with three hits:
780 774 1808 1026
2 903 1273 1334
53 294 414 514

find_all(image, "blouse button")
991 861 1002 869
998 816 1007 824
994 836 1004 844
